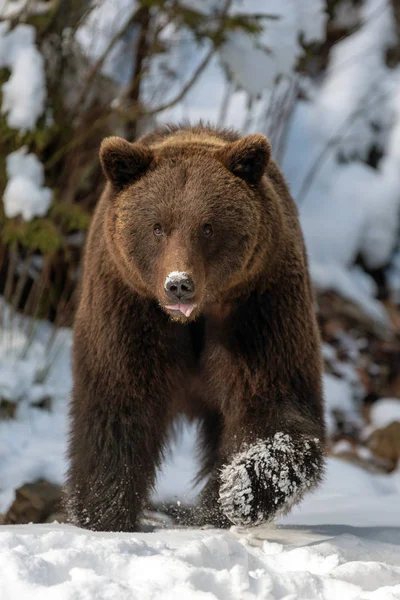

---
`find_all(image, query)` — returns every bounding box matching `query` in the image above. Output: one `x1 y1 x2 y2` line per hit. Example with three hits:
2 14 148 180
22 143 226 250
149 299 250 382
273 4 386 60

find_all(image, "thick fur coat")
66 123 326 531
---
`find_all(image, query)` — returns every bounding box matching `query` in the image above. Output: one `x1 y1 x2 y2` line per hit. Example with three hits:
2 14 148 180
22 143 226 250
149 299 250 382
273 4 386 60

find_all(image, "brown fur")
66 123 326 531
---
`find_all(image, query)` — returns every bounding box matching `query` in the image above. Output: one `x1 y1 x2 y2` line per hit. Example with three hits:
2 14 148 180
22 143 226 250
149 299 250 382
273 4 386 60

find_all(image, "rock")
45 511 68 524
4 480 63 525
332 450 393 474
317 291 400 403
317 291 392 340
388 373 400 399
367 422 400 467
382 299 400 335
0 399 17 419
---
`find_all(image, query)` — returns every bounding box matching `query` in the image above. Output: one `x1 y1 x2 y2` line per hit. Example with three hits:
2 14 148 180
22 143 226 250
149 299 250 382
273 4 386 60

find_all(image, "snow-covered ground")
1 461 400 600
2 522 400 600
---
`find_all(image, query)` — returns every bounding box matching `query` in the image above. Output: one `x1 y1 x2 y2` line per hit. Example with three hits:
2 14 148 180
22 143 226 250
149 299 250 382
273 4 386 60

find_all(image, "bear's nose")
165 273 195 301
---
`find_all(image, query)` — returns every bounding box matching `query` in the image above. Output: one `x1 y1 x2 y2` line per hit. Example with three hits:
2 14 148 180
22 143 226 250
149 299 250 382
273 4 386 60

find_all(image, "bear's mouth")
165 303 196 318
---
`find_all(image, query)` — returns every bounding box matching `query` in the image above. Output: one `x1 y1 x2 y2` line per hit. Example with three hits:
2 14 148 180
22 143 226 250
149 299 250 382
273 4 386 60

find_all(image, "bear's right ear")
100 137 154 190
216 134 271 185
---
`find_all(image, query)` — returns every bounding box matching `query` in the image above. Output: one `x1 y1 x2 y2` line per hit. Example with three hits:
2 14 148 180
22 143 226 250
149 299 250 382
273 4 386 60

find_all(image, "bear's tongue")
165 303 195 317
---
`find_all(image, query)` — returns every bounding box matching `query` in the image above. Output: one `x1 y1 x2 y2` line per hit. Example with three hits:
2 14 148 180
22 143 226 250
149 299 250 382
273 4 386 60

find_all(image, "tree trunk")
125 7 151 140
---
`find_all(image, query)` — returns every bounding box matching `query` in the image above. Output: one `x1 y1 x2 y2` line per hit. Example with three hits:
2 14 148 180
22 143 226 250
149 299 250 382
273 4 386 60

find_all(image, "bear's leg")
194 412 231 527
67 393 171 532
196 411 224 483
197 473 231 528
217 415 325 527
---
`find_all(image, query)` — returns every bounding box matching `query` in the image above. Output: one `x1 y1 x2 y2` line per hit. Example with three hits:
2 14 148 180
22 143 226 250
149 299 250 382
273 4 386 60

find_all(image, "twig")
118 46 215 120
258 77 279 134
46 0 233 167
116 0 233 120
242 96 254 133
72 6 142 116
314 1 389 84
12 252 33 311
71 2 97 37
115 12 230 124
296 83 394 206
217 78 235 127
275 76 298 163
45 111 112 169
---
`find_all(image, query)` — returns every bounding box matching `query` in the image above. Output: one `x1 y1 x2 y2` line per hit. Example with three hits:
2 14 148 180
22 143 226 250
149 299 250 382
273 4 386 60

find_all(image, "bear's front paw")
219 433 324 527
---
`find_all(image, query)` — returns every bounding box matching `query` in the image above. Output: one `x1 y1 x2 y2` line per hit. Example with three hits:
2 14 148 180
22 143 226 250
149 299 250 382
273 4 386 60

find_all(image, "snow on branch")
219 0 327 96
3 147 52 221
0 21 46 131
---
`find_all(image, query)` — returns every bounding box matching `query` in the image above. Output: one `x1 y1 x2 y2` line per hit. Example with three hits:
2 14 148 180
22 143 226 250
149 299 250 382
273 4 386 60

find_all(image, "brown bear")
66 123 326 531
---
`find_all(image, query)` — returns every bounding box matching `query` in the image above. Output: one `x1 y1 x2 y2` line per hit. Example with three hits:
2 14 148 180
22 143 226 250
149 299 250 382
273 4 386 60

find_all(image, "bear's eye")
153 224 164 237
202 223 213 238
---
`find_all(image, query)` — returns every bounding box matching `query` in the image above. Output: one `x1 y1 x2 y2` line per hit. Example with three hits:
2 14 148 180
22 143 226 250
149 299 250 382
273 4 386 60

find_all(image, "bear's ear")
216 134 271 185
100 137 154 190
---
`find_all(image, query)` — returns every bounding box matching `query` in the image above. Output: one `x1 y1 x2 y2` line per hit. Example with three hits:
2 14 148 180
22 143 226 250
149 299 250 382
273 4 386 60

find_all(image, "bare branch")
46 0 234 168
115 44 215 121
274 77 298 163
217 78 235 127
72 6 142 115
114 0 233 122
296 84 393 206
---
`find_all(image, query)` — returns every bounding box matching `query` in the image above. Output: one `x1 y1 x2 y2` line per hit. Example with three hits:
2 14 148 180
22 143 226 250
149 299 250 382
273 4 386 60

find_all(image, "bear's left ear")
216 134 271 185
100 136 154 190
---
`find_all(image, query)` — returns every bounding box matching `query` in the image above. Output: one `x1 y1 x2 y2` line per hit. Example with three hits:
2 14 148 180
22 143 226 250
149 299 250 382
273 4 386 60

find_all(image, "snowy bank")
1 506 400 599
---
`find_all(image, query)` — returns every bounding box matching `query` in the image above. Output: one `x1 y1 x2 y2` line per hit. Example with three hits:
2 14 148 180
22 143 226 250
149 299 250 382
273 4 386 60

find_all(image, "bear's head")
100 132 282 322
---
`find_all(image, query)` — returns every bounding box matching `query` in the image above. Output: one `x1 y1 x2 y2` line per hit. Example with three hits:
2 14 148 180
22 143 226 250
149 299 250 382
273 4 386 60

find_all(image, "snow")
0 359 38 403
310 264 389 326
75 0 139 85
3 147 52 221
0 22 46 131
316 0 395 163
0 305 72 512
332 439 353 454
78 0 326 98
323 373 362 435
282 457 400 528
0 0 51 19
1 464 400 599
388 251 400 303
0 405 69 513
219 0 327 96
165 271 190 285
278 0 400 319
332 0 362 30
155 423 204 506
5 522 400 600
0 24 50 221
219 434 322 526
369 398 400 430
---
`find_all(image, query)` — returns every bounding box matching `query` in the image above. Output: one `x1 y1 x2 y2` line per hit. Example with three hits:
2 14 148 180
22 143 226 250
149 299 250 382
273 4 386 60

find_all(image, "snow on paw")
218 433 324 526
